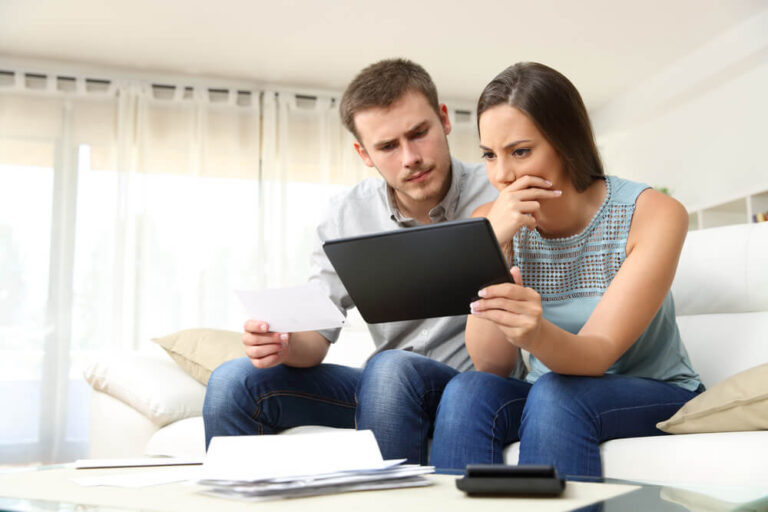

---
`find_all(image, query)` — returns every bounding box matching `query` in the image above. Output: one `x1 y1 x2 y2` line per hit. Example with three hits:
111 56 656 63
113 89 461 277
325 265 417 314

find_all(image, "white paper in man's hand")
236 284 345 333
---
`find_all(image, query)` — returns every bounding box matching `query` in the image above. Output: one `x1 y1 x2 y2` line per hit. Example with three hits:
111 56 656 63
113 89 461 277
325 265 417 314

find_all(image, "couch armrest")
88 389 159 458
83 348 206 427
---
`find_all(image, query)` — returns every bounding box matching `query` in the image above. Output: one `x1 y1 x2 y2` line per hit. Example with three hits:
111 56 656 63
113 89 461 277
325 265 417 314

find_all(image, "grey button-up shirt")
310 157 497 371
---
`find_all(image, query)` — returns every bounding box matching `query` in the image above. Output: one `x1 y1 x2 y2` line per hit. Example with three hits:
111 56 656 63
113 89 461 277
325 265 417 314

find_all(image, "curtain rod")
0 70 257 96
0 70 474 114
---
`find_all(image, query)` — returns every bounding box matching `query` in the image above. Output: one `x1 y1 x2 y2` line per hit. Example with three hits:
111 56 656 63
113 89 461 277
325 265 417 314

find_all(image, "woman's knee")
441 371 493 403
437 371 509 422
522 373 598 430
527 371 571 398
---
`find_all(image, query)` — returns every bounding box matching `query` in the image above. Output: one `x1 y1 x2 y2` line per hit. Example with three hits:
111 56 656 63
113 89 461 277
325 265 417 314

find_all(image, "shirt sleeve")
308 195 354 343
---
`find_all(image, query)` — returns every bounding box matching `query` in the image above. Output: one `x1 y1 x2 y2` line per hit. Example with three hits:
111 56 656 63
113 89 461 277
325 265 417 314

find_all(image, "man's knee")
365 350 420 375
360 350 455 396
203 357 259 417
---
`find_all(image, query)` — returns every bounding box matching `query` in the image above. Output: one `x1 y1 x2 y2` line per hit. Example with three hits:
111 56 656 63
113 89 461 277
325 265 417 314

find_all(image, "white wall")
590 9 768 212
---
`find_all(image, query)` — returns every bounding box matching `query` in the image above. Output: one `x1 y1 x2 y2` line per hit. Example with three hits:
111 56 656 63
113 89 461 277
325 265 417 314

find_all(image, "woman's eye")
513 148 530 157
481 151 495 160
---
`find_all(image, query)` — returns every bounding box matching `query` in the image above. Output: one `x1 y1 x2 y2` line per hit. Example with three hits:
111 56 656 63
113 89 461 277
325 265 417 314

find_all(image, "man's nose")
402 140 423 168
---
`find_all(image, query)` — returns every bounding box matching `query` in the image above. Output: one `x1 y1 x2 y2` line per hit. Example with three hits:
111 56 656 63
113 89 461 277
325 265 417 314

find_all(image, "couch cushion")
152 328 245 385
146 416 206 459
83 349 206 427
672 223 768 316
503 432 768 487
657 363 768 434
598 431 768 488
676 312 768 386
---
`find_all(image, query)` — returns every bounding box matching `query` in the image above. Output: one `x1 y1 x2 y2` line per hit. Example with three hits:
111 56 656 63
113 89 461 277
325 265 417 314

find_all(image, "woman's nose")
495 160 514 185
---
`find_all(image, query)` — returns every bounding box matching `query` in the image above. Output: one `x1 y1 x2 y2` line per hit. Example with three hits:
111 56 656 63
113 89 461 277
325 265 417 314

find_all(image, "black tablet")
322 218 512 324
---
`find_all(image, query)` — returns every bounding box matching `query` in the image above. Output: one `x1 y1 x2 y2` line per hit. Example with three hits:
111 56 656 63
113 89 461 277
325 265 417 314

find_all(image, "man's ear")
439 103 452 136
354 141 375 168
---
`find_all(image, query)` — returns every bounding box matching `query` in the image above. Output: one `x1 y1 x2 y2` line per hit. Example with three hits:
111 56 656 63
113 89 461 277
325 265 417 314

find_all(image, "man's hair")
477 62 604 192
340 58 441 141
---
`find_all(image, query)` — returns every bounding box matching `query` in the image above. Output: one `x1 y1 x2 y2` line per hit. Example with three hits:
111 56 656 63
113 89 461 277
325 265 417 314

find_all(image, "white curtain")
0 69 480 464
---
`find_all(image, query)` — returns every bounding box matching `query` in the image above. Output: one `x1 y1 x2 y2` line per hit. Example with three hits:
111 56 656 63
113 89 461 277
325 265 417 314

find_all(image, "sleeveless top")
513 176 701 391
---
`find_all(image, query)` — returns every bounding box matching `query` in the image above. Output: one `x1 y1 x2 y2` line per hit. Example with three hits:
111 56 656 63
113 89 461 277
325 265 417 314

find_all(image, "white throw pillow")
83 350 206 427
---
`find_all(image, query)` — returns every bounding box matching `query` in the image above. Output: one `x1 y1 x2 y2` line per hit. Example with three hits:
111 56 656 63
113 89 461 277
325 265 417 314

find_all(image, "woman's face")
478 104 565 192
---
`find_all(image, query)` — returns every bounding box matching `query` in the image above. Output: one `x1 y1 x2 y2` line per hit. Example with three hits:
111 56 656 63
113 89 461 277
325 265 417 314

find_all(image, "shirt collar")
385 157 464 227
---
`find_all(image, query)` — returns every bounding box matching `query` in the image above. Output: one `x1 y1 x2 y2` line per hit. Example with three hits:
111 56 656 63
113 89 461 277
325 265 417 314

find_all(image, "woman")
429 62 702 477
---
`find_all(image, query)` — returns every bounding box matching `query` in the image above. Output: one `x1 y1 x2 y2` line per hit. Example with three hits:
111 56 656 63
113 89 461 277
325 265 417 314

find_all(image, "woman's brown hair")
477 62 604 191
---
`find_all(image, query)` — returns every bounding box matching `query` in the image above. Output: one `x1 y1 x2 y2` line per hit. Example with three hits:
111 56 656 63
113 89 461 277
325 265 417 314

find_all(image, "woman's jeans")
202 351 457 465
430 371 701 477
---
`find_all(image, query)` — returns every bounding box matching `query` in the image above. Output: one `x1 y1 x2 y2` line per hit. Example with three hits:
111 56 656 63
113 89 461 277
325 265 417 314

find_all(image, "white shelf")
689 190 768 230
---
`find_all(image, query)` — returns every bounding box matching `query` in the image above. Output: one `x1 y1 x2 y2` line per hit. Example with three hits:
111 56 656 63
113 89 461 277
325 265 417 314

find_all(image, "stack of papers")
197 430 434 501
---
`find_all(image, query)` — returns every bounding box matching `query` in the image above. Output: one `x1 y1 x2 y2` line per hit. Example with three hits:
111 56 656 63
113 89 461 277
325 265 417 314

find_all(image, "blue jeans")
203 351 458 466
203 357 361 449
356 351 459 465
430 371 701 477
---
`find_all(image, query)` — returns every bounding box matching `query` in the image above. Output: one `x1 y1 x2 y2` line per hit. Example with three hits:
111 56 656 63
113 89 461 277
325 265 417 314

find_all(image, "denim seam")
597 400 691 418
490 397 527 463
250 390 357 432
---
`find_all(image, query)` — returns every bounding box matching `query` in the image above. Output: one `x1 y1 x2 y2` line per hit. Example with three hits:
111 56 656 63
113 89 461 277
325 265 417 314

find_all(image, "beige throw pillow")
657 363 768 434
152 328 245 385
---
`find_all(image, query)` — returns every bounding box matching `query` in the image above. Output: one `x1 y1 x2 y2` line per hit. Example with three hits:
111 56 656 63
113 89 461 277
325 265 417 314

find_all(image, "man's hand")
486 176 562 244
242 320 292 369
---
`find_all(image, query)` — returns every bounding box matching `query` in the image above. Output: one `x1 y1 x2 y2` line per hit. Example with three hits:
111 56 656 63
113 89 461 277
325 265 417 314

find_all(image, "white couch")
85 222 768 488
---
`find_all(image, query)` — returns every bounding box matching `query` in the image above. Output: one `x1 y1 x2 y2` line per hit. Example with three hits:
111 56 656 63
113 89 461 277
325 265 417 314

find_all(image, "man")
203 58 497 464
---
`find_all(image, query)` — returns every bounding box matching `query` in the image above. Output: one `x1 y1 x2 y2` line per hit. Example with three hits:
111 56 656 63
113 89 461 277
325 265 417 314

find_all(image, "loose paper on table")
198 429 432 500
201 430 393 482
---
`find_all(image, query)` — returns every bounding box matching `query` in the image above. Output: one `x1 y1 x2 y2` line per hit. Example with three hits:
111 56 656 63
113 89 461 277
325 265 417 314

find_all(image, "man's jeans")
202 351 457 466
203 358 362 449
430 371 702 477
356 351 459 464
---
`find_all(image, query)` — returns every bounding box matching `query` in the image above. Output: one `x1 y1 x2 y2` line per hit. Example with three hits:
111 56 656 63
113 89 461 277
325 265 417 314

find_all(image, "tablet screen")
322 218 512 324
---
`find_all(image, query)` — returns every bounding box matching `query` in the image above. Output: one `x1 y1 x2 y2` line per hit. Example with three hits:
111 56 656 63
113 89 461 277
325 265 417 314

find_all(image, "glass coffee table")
0 465 766 511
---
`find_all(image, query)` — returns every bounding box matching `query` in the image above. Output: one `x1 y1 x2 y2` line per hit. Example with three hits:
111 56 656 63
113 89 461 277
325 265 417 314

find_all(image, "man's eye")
413 129 427 138
380 143 396 151
513 148 530 157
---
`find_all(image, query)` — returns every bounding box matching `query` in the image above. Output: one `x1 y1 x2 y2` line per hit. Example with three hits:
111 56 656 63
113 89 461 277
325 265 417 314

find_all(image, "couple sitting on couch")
202 58 702 477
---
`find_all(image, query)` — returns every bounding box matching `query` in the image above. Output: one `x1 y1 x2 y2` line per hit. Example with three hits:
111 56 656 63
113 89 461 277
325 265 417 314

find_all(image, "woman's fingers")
471 296 539 315
502 186 562 201
510 267 523 286
469 308 528 331
478 282 538 301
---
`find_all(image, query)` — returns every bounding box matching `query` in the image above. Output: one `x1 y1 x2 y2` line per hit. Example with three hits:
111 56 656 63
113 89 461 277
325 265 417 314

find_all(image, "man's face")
353 91 453 215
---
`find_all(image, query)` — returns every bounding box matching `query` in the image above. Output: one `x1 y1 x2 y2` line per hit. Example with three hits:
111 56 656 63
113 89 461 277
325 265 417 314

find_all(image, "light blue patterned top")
514 176 701 391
